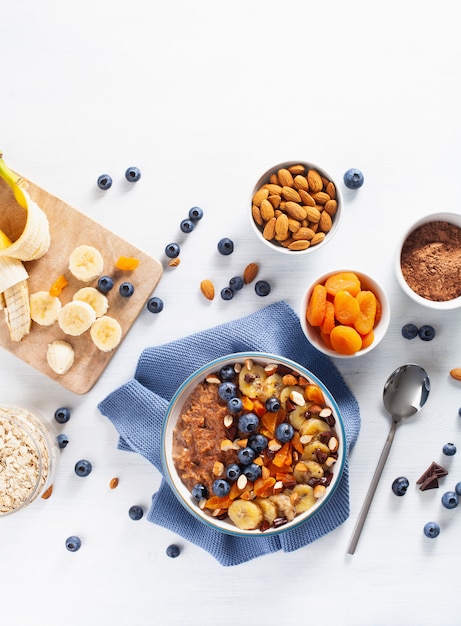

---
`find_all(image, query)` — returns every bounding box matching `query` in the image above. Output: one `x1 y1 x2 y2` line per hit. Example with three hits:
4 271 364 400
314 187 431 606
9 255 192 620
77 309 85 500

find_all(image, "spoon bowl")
347 364 430 554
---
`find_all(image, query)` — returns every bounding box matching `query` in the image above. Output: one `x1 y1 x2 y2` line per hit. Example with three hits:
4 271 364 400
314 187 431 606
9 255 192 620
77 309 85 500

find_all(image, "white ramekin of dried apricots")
300 270 390 358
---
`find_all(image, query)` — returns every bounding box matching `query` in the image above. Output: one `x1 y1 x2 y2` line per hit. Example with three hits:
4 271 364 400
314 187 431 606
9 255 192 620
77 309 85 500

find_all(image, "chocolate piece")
416 461 448 484
419 475 440 491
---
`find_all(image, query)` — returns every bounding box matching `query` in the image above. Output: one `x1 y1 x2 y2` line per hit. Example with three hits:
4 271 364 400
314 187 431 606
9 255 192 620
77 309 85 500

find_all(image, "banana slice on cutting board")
68 245 104 282
90 315 122 352
30 291 61 326
73 287 108 318
47 339 75 374
227 499 263 530
58 300 96 336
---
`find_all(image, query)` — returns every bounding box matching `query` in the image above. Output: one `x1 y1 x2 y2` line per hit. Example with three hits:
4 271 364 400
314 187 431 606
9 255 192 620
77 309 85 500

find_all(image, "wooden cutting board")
0 176 163 394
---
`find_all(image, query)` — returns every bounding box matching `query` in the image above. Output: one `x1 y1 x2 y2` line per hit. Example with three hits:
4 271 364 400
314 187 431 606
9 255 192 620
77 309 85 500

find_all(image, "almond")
450 368 461 381
284 201 307 221
305 206 321 223
281 186 302 202
277 168 294 187
268 194 281 209
298 189 316 206
264 183 283 195
252 204 263 226
263 216 276 240
288 239 310 251
293 174 309 191
200 279 215 300
288 163 306 175
275 213 289 240
293 226 315 240
312 191 330 205
260 199 275 222
109 477 119 489
243 262 259 284
307 169 323 193
326 181 336 199
253 187 269 207
310 232 326 246
324 199 338 216
319 210 332 232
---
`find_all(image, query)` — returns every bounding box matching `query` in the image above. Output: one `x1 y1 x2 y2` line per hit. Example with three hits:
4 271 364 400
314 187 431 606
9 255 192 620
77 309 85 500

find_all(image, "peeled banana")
47 340 75 374
0 154 51 341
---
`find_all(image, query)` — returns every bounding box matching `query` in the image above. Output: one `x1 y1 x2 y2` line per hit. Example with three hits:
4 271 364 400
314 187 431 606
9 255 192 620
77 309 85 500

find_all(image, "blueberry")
441 491 459 509
392 476 409 496
212 478 230 497
191 483 208 500
166 544 180 558
265 397 280 412
147 296 164 313
65 536 81 552
227 396 243 414
443 442 457 456
255 280 271 297
97 174 112 190
97 275 114 293
189 206 204 222
57 434 69 449
248 433 268 454
74 459 92 477
423 521 440 538
238 412 259 434
217 237 234 255
119 282 134 297
225 463 241 482
218 381 237 402
418 325 435 341
125 166 141 182
128 505 144 520
275 422 294 443
54 407 71 424
401 323 419 339
219 364 235 381
343 168 364 189
180 219 194 233
220 287 234 301
165 242 180 258
229 276 244 291
455 482 461 496
243 463 262 482
237 446 256 466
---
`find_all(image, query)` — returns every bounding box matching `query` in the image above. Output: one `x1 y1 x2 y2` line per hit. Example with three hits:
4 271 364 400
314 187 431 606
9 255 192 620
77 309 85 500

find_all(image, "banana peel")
0 153 51 341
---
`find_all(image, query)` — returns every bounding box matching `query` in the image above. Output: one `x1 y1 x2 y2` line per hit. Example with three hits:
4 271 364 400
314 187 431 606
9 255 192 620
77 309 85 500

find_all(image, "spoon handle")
347 420 398 555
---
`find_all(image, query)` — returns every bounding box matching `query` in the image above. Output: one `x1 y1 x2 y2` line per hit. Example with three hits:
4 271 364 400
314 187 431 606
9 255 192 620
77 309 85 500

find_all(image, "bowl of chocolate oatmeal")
162 353 346 537
250 161 342 255
396 213 461 309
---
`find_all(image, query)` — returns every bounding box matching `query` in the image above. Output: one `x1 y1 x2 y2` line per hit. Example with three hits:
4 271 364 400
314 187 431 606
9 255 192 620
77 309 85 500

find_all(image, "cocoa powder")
400 220 461 301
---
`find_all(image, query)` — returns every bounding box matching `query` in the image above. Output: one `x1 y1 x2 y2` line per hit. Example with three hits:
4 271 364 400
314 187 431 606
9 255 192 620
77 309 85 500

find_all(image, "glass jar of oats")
0 405 59 517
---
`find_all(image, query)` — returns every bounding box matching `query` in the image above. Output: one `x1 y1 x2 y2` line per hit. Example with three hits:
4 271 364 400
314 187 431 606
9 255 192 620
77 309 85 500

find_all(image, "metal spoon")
347 364 430 555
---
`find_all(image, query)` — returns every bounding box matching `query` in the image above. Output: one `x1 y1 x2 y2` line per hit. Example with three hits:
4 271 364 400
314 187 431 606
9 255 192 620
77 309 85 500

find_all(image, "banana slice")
280 385 306 408
260 373 284 402
90 315 122 352
68 245 104 282
73 287 108 318
227 499 263 530
238 363 267 399
301 441 330 462
292 484 316 514
58 300 96 336
288 404 310 431
269 493 296 522
254 497 278 525
30 291 61 326
299 417 331 438
47 340 74 374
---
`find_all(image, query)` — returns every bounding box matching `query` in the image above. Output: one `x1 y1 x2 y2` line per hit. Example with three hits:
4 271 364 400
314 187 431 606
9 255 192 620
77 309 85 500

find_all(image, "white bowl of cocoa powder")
396 212 461 310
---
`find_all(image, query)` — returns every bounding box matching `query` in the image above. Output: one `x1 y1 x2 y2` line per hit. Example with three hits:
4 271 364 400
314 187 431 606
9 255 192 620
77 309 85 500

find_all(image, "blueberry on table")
180 219 194 234
238 412 259 434
255 280 271 297
119 282 134 297
125 166 141 182
97 275 114 293
97 174 112 190
74 459 92 477
189 206 204 221
401 323 419 339
423 522 440 538
220 287 234 301
165 243 180 258
191 483 208 500
212 479 230 497
54 407 71 424
218 381 237 402
441 491 459 509
455 482 461 496
442 442 457 456
392 476 409 496
343 168 364 189
147 296 164 313
166 544 181 558
57 434 69 449
128 505 144 520
217 237 234 255
65 536 82 552
229 276 244 291
275 422 294 443
418 325 435 341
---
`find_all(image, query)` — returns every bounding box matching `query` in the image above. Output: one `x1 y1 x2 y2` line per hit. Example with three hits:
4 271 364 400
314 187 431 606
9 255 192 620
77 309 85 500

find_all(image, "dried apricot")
306 283 327 326
49 274 68 297
115 256 140 271
334 290 360 325
330 325 362 355
360 329 375 349
321 299 336 334
324 271 361 297
354 290 377 335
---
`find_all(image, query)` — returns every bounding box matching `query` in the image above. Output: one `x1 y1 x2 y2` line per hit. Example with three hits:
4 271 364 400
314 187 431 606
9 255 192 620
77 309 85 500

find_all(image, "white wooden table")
2 2 461 624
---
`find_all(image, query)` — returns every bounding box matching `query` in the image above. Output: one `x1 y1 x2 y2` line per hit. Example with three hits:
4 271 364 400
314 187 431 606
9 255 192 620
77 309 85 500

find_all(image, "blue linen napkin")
98 301 360 566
